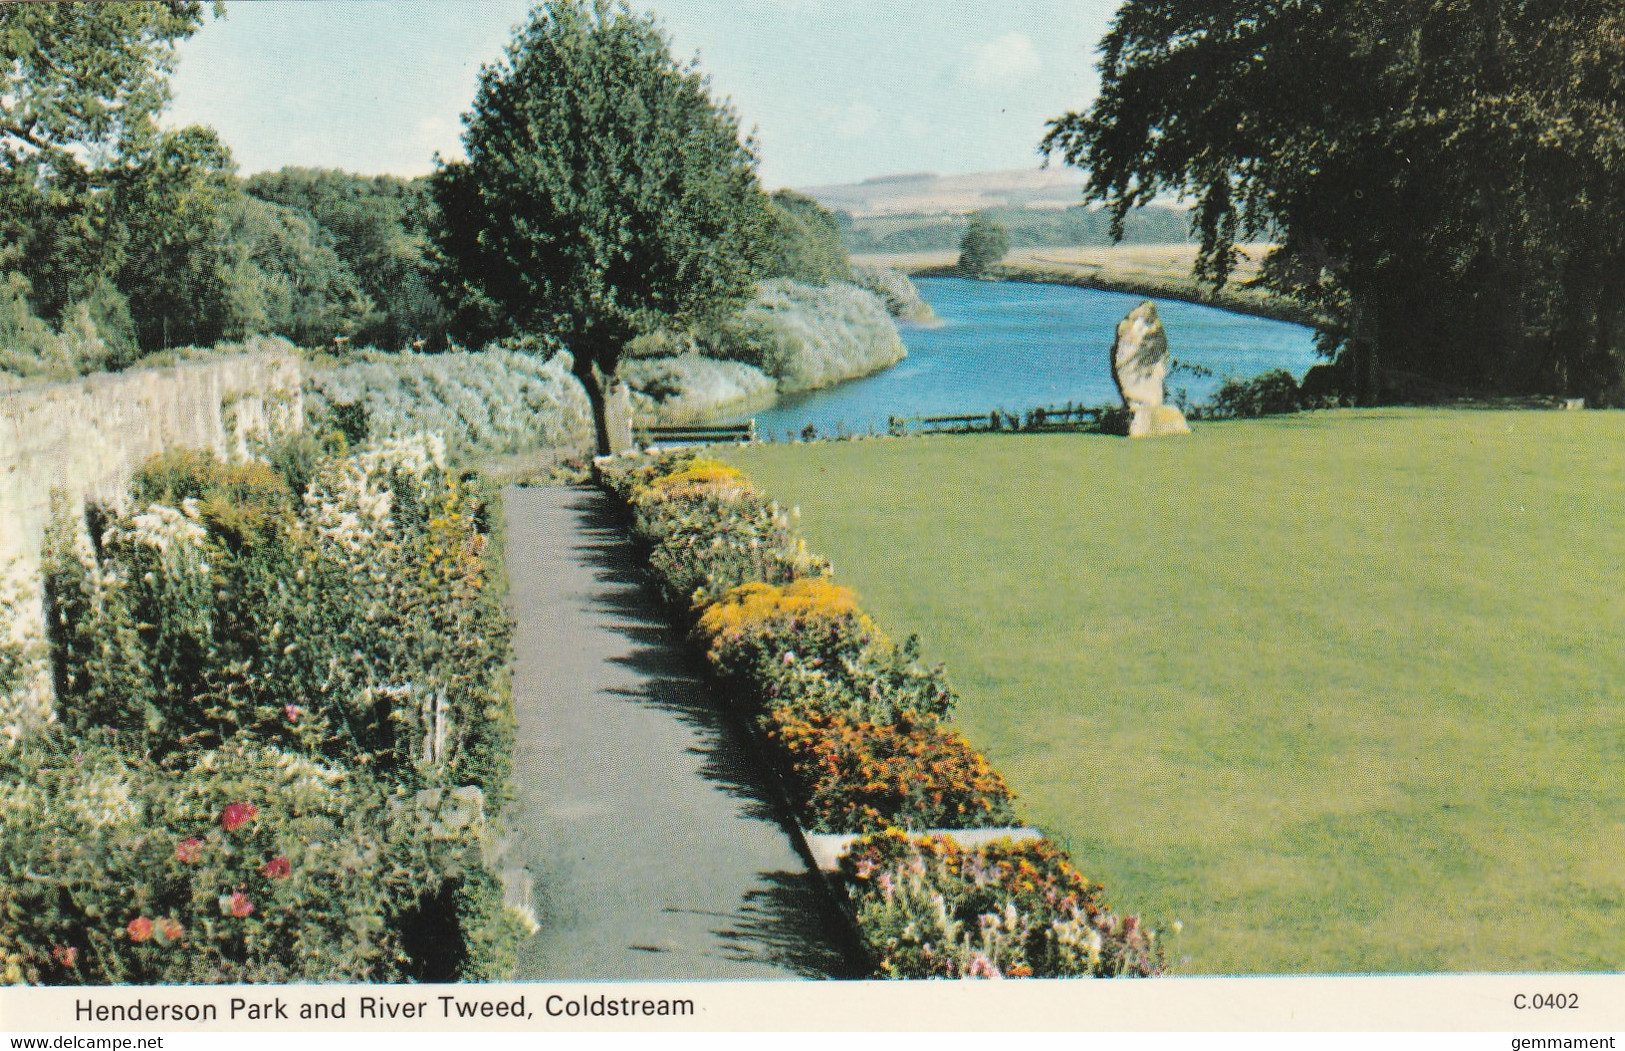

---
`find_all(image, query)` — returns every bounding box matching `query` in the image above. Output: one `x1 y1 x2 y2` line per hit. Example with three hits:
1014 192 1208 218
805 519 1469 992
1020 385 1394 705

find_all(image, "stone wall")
0 351 303 737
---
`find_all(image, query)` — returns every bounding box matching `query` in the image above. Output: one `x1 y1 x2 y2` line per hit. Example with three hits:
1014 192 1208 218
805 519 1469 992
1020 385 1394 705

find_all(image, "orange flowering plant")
763 707 1017 833
600 451 1171 980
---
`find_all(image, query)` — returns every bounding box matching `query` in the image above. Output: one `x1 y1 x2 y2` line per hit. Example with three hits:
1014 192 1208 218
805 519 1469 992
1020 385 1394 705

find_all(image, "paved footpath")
501 485 855 980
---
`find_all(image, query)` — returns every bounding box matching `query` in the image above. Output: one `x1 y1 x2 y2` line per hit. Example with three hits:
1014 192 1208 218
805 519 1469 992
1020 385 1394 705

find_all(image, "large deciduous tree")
1043 1 1625 404
1 2 218 317
432 0 771 453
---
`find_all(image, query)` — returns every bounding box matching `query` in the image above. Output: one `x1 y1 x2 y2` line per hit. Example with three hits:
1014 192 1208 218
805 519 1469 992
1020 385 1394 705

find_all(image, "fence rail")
888 403 1112 436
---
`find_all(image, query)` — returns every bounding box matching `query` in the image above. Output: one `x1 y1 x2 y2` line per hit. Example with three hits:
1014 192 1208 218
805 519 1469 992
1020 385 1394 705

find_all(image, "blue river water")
727 277 1323 440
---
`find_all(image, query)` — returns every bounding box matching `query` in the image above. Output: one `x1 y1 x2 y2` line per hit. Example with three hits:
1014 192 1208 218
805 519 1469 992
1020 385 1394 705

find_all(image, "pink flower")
221 892 254 918
220 803 258 832
155 918 184 945
51 945 77 968
283 704 302 722
260 856 291 880
126 917 154 942
175 838 204 863
966 953 1001 979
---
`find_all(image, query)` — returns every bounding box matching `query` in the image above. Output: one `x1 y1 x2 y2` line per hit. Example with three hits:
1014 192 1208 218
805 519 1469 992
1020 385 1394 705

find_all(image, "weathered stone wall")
0 351 303 737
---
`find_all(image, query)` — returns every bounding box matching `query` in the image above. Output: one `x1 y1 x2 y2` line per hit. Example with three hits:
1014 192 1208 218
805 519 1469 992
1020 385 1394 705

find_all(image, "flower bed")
1 735 493 984
841 830 1165 978
2 433 523 985
596 450 1166 977
616 458 826 612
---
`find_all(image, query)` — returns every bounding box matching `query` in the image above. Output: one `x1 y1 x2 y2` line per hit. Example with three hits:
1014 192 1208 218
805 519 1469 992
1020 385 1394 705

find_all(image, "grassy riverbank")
856 244 1331 329
724 409 1625 974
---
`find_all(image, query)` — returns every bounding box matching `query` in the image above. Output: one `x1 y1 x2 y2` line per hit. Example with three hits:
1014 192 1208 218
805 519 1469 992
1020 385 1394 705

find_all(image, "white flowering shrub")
851 265 938 324
702 279 906 392
45 439 512 795
304 348 592 461
619 354 776 423
0 568 49 746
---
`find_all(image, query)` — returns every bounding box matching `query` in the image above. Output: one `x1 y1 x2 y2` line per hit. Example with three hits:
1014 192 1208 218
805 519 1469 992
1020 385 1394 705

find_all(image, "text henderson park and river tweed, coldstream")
70 993 698 1023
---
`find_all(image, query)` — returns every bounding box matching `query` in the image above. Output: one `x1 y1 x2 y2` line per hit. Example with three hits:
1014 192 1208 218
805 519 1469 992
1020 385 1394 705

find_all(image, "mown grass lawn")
726 409 1625 974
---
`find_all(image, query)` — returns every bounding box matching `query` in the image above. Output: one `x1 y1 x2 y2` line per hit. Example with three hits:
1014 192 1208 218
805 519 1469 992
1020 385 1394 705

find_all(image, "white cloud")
968 31 1042 87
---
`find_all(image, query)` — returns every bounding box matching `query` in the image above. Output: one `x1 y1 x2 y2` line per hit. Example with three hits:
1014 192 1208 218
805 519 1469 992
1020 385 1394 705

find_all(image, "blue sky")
165 0 1117 189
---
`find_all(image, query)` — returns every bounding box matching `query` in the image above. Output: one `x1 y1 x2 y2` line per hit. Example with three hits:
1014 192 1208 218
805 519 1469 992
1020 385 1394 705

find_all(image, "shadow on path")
503 485 862 980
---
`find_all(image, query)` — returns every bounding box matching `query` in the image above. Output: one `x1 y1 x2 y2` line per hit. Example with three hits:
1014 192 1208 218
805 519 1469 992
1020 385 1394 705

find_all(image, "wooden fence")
887 403 1113 436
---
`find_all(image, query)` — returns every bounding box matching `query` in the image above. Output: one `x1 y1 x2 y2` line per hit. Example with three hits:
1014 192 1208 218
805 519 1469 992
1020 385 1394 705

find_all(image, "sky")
164 0 1118 190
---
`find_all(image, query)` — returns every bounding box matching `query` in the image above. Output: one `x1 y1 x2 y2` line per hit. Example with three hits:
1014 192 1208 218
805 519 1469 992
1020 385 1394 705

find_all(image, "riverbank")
858 245 1332 330
720 277 1322 439
625 277 912 426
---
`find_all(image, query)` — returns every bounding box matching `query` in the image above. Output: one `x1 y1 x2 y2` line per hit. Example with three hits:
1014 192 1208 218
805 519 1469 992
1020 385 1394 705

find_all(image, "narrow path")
501 485 856 980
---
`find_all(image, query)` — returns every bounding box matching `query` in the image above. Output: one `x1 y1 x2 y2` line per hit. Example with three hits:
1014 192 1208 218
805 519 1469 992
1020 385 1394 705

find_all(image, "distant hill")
798 168 1088 218
797 168 1195 254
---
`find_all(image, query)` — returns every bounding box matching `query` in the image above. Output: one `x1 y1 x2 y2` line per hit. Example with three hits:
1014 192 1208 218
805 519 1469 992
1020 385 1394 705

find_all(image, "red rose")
126 917 154 942
155 917 185 945
220 803 258 832
221 891 254 918
175 837 205 863
260 856 291 880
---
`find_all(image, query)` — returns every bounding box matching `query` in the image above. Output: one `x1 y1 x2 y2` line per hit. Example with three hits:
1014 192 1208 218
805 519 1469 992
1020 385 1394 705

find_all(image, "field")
851 242 1270 284
852 243 1320 327
726 409 1625 974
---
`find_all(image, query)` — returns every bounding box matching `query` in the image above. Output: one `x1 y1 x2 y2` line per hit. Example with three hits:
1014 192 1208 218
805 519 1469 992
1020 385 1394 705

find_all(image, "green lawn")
725 409 1625 974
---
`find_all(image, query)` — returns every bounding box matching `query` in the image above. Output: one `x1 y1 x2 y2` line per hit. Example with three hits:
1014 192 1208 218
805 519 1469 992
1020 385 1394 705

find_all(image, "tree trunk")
1586 268 1625 402
573 356 613 457
1349 291 1380 406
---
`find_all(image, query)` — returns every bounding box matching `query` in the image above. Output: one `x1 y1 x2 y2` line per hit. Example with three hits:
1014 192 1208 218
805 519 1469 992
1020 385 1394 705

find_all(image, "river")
725 277 1323 440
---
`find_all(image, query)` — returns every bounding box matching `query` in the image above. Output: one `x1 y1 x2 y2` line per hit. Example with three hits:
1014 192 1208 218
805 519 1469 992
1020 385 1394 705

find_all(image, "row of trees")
1044 0 1625 404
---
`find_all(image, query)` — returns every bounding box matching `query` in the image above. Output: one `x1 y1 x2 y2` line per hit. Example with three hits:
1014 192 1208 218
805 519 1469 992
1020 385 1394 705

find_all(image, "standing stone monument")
1111 301 1190 438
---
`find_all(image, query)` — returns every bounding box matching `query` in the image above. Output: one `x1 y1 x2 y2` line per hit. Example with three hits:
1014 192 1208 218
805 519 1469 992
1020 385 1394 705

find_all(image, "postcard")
1 0 1622 1042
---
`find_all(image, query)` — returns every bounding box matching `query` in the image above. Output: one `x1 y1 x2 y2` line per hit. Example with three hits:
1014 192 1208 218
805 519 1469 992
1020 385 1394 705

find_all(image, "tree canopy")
1 2 217 318
757 190 852 286
432 0 772 451
1043 1 1625 404
246 168 449 348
